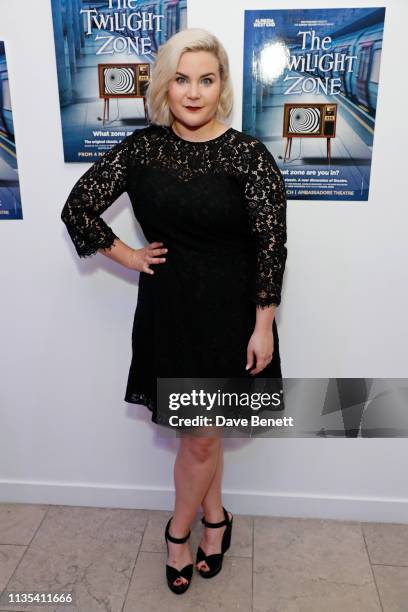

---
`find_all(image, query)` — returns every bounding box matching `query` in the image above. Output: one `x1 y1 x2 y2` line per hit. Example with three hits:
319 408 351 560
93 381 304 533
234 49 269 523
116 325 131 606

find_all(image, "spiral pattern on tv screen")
289 107 320 133
104 67 135 94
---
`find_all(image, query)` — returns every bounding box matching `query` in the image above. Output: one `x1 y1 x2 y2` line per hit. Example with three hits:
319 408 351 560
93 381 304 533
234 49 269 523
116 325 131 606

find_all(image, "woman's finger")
251 357 266 375
143 263 154 275
146 255 166 264
250 360 261 375
150 241 164 248
250 356 272 375
148 247 168 256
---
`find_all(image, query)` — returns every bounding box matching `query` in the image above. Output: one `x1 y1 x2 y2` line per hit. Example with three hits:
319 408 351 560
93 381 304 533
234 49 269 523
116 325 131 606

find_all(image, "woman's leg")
167 433 222 587
196 439 232 573
201 438 224 518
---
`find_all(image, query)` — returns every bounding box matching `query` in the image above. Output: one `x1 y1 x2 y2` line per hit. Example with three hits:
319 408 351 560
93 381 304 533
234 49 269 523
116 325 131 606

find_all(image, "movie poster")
51 0 188 162
242 8 386 201
0 42 22 220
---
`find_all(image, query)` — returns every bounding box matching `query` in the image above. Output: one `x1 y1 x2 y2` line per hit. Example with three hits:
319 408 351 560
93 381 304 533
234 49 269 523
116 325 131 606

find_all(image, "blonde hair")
145 28 233 126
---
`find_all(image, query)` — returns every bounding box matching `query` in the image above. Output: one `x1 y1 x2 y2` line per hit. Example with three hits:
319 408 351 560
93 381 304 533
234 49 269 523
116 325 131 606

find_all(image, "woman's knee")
181 436 220 463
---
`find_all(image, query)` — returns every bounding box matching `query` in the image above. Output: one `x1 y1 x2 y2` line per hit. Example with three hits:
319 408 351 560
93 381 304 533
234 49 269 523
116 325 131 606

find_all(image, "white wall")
1 0 407 523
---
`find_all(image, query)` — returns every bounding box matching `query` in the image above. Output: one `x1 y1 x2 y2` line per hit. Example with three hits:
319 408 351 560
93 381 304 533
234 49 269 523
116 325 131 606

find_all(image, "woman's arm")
255 303 276 330
61 132 138 259
97 238 137 268
243 141 287 309
60 129 167 273
243 141 287 374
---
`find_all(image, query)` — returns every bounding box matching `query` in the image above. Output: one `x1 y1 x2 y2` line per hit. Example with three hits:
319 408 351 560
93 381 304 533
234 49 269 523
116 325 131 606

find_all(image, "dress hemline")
124 392 159 423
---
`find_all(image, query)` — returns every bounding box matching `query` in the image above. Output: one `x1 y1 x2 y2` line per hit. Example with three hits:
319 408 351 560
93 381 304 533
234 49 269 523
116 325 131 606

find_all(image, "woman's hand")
246 329 274 375
127 241 168 274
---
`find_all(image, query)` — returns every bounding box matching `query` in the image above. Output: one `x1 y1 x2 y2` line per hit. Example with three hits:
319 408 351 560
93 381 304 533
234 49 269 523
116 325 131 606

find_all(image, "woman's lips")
185 106 202 111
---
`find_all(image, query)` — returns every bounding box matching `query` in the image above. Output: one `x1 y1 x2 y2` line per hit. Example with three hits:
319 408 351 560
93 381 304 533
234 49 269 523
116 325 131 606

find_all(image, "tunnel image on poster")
51 0 188 163
0 41 22 220
242 8 386 201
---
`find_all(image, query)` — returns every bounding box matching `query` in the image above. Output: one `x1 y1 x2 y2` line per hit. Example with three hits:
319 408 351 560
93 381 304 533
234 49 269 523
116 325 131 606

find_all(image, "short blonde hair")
145 28 233 126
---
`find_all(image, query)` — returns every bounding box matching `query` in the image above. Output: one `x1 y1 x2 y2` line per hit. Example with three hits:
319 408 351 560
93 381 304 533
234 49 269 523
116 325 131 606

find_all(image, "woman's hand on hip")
128 241 168 274
246 329 274 375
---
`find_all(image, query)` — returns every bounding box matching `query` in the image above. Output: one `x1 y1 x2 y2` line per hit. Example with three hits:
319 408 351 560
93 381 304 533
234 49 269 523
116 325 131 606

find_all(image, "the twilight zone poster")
0 41 22 220
242 8 386 201
51 0 188 163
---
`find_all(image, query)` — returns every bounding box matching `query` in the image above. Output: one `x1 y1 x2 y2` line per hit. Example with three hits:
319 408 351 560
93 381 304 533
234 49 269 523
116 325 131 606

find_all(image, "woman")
61 28 287 594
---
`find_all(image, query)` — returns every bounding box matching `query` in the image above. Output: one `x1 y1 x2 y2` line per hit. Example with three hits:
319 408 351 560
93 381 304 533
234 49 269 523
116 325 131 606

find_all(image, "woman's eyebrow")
175 72 216 78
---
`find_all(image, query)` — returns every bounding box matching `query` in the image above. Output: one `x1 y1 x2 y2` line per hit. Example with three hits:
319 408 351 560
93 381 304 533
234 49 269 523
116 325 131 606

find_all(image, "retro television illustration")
282 103 337 162
98 63 150 126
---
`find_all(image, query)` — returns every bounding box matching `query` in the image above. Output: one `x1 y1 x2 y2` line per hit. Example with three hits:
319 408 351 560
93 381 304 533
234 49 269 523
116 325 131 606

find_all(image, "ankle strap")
166 518 191 543
201 506 228 528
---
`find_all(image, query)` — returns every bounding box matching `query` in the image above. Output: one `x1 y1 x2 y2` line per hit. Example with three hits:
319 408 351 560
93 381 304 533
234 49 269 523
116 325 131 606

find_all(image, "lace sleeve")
243 142 287 308
60 133 136 258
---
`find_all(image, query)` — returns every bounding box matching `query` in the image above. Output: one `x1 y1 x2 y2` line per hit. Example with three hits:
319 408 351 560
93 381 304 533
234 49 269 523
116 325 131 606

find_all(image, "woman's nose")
187 83 200 98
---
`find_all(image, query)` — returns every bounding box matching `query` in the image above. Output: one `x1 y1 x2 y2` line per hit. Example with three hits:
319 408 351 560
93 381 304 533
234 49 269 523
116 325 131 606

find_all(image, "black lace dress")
61 124 287 425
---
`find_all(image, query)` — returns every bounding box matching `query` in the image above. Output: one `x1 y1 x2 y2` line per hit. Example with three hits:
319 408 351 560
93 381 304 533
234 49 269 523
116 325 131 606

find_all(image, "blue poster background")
0 41 22 220
242 8 386 201
51 0 187 163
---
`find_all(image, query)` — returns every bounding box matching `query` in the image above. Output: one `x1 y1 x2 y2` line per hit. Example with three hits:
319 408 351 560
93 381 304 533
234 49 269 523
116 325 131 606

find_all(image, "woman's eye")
175 76 213 85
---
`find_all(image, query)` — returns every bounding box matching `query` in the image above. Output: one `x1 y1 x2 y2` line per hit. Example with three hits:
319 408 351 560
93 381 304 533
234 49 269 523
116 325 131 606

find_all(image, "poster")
242 8 386 201
51 0 188 163
0 41 22 220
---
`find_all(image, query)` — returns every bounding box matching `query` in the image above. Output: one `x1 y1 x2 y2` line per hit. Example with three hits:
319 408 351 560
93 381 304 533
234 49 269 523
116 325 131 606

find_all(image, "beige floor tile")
252 516 381 612
372 564 408 612
0 504 48 545
362 522 408 566
0 545 27 591
2 503 405 612
140 509 181 553
1 506 148 612
123 550 251 612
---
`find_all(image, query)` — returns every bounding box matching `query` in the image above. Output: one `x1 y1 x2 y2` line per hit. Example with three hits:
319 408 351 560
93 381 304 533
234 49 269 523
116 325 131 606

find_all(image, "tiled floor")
0 503 407 611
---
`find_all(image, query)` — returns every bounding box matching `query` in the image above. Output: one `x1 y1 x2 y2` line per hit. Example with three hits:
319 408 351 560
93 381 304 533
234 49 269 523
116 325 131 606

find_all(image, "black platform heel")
196 506 233 579
165 516 194 594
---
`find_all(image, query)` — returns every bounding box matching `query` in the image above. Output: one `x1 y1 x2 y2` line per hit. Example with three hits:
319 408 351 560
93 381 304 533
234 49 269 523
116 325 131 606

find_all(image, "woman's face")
167 51 222 128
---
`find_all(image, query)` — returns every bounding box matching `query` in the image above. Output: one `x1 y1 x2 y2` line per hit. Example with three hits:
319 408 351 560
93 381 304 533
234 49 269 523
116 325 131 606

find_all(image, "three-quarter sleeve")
243 142 287 308
61 133 136 258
